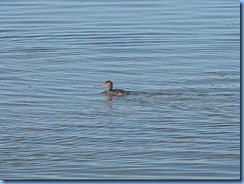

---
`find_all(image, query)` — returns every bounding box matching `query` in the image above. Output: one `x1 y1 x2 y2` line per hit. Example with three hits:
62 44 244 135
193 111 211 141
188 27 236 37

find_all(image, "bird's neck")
107 83 113 90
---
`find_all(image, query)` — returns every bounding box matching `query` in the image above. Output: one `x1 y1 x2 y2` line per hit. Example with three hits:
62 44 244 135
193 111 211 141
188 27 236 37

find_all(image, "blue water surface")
0 0 240 180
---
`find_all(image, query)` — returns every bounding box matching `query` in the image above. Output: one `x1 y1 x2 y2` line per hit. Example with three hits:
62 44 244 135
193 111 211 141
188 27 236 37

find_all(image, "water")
0 0 240 180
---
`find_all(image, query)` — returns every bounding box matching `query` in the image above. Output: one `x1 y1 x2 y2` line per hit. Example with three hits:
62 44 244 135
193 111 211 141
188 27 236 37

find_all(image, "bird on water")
100 80 130 96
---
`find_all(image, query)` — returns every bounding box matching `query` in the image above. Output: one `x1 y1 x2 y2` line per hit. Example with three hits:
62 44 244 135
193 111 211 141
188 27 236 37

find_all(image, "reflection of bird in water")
100 80 130 96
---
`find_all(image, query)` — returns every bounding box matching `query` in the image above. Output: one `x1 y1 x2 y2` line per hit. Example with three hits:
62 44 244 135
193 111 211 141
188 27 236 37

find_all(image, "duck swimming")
100 80 130 96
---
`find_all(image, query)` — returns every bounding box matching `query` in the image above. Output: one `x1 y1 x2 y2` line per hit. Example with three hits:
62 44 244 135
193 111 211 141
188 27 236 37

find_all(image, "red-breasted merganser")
100 80 130 96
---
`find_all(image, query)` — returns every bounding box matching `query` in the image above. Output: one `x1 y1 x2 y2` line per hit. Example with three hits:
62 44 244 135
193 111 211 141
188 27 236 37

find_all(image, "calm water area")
0 0 240 180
